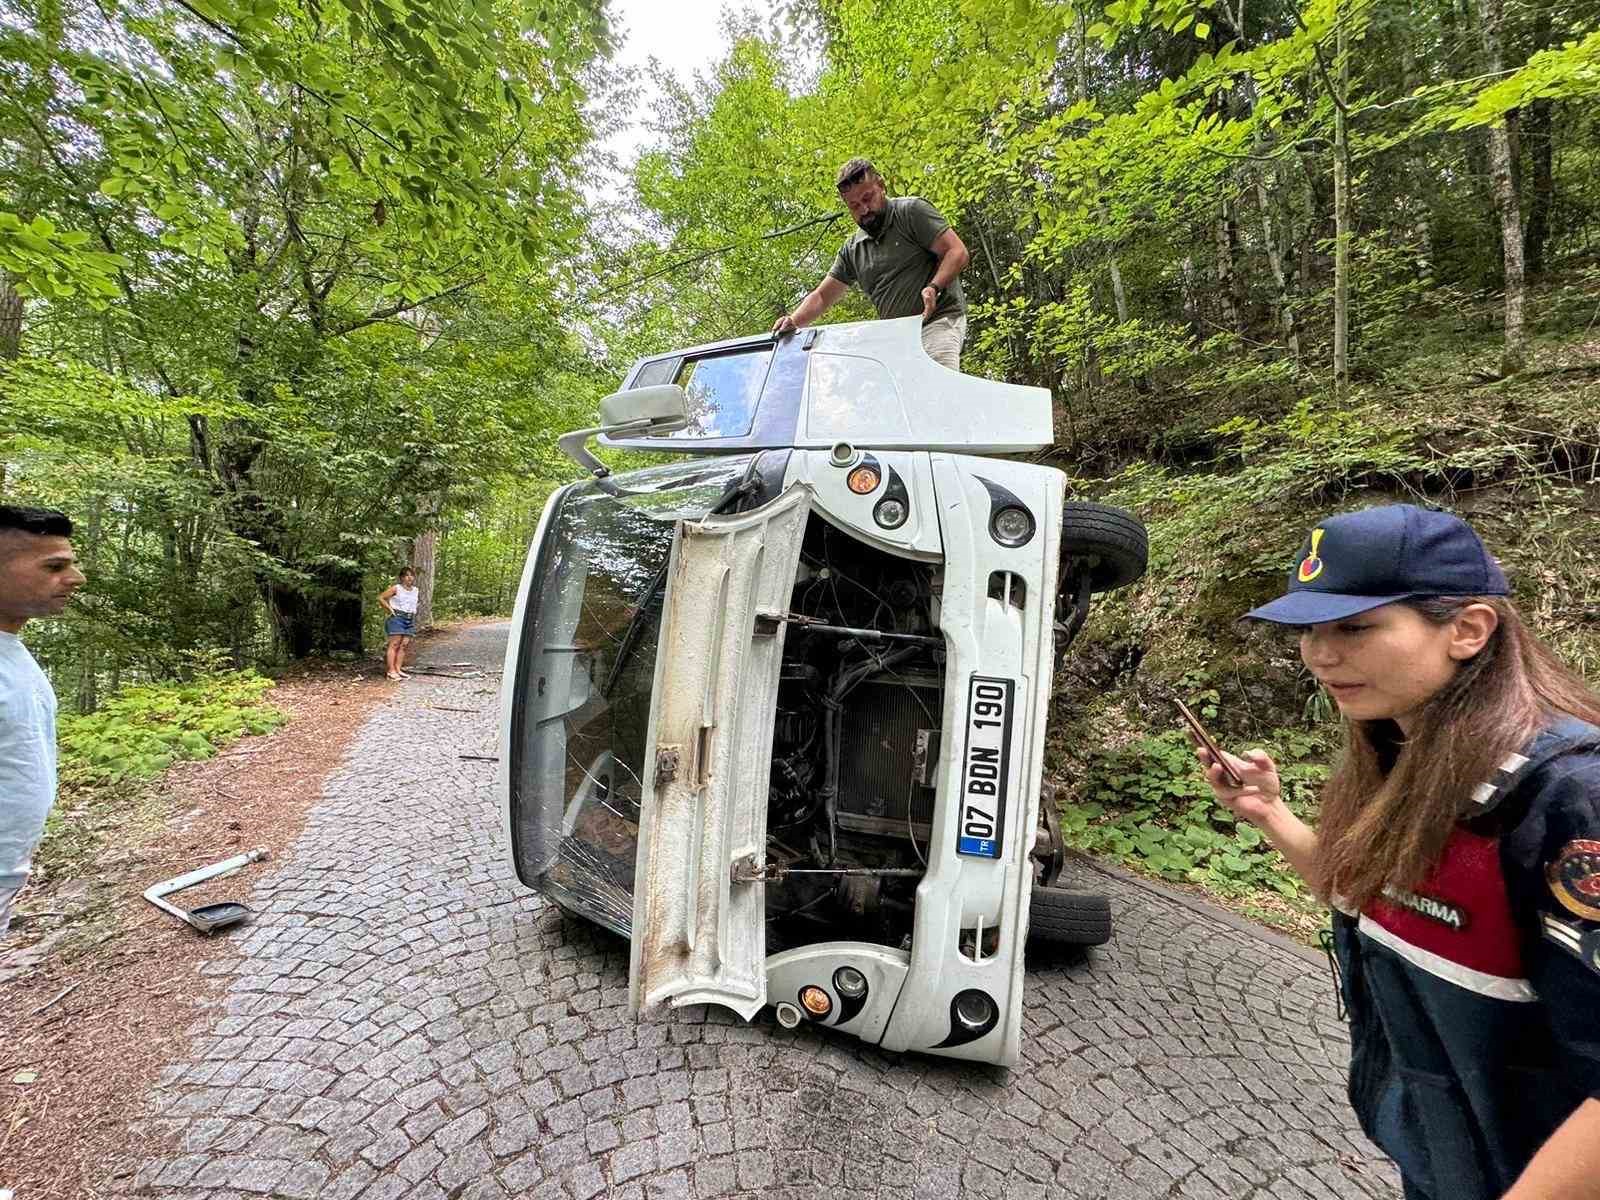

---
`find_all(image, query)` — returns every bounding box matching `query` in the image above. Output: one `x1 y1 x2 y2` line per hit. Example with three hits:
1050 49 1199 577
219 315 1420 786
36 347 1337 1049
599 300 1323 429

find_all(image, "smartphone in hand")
1173 698 1245 788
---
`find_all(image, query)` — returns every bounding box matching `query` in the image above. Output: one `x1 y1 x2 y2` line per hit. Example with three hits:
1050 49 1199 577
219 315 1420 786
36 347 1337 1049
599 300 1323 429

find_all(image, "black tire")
1061 502 1148 593
1028 885 1112 946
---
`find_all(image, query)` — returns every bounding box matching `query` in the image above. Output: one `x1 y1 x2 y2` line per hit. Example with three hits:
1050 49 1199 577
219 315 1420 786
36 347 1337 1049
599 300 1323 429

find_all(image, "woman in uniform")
1193 504 1600 1200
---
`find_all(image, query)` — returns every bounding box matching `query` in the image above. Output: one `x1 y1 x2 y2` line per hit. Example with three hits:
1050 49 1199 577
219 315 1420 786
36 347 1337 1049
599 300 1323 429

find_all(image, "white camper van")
498 316 1147 1067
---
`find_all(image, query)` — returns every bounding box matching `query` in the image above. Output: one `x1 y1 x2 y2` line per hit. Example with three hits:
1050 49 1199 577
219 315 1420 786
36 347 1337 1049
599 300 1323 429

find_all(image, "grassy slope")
1044 277 1600 941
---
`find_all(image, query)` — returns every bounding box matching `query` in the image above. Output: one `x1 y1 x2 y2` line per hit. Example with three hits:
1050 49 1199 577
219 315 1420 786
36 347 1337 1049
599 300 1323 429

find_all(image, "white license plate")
957 676 1014 858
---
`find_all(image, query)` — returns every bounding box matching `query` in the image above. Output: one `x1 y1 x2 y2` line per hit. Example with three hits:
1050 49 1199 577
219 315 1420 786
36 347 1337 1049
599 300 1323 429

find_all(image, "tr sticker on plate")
957 676 1014 858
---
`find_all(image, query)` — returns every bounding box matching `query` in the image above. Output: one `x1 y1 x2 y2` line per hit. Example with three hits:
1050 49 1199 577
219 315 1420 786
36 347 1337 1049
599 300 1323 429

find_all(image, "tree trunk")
0 275 17 493
1108 256 1129 325
77 495 103 711
1253 169 1300 363
268 563 364 658
1522 0 1555 278
0 277 20 361
411 526 437 629
1332 2 1351 399
1214 202 1240 333
1180 255 1199 329
1479 0 1527 375
1522 100 1553 279
1077 13 1128 325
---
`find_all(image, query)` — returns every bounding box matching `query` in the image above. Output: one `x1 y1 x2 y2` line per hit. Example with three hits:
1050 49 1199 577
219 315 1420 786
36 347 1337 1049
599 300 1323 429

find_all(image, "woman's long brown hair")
1313 596 1600 910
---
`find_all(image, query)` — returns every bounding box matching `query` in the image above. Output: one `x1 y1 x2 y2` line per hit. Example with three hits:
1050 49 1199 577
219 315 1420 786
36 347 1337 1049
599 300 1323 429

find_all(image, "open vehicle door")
628 485 811 1018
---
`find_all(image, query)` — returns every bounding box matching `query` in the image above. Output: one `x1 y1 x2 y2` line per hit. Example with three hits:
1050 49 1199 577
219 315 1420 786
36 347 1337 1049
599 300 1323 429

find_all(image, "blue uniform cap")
1244 504 1509 625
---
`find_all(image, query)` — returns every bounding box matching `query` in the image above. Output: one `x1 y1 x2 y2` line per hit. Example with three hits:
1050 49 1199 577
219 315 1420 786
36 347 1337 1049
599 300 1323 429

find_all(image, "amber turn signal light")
799 985 833 1017
846 466 881 495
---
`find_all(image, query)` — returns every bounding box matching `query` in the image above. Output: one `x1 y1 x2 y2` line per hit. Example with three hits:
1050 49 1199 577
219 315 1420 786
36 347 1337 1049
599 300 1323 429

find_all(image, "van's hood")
628 485 811 1018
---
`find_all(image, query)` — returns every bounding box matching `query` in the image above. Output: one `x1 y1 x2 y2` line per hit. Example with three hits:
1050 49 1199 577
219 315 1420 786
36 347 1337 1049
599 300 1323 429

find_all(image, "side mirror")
599 384 690 431
558 384 691 479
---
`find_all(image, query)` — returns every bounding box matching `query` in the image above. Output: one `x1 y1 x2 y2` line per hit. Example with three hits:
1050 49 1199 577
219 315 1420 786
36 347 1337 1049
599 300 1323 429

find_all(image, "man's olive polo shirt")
827 196 966 323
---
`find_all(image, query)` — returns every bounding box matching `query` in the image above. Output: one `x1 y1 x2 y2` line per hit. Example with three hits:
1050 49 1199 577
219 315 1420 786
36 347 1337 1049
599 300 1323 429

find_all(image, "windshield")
508 456 754 935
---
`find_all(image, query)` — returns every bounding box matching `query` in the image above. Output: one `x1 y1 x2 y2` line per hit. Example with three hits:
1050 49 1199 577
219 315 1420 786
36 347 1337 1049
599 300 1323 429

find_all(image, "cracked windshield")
509 459 749 934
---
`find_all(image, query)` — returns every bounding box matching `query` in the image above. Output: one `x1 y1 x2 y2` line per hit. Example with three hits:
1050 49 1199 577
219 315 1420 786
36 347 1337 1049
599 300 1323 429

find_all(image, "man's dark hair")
0 505 73 538
836 157 879 191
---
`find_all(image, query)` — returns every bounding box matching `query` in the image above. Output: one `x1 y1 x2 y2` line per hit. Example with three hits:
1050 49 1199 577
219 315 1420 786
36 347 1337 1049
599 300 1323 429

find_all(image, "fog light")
799 985 833 1018
874 497 908 529
833 966 867 999
990 505 1034 547
847 465 881 494
953 989 995 1032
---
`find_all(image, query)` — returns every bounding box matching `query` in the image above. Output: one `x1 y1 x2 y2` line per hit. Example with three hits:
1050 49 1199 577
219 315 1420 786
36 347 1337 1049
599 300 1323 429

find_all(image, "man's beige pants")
921 313 967 371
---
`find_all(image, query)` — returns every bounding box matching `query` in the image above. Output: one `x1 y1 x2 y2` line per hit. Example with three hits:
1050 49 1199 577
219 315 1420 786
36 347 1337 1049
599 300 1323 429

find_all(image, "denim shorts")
385 612 416 637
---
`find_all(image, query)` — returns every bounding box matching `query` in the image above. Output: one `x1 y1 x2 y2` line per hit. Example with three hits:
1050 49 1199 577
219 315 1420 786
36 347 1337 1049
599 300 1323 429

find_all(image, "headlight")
990 505 1034 547
874 497 908 529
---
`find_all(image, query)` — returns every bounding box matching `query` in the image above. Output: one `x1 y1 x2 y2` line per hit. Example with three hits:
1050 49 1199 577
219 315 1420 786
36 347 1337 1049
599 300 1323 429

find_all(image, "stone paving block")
126 623 1398 1200
436 1142 495 1193
276 1160 331 1199
402 1101 449 1143
433 1107 488 1153
613 1138 657 1183
360 1126 411 1169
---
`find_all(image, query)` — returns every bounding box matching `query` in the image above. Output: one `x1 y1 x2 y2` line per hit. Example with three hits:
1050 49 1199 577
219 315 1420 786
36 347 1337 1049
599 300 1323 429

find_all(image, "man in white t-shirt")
0 506 85 938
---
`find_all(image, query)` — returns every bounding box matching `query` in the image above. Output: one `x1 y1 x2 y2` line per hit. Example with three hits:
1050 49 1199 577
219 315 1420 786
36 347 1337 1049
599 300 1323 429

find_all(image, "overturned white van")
498 317 1146 1067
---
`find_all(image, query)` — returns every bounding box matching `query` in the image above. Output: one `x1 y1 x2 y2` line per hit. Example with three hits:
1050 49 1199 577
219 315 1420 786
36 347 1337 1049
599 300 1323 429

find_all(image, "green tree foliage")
617 0 1600 422
2 0 617 694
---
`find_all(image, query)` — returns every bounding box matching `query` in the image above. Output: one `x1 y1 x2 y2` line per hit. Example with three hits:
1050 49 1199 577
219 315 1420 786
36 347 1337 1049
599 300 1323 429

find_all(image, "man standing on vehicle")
772 158 971 370
0 506 84 938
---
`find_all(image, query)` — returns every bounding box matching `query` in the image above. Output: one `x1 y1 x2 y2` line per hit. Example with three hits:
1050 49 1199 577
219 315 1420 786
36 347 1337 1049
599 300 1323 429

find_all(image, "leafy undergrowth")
1047 285 1600 945
34 672 287 888
1063 723 1335 943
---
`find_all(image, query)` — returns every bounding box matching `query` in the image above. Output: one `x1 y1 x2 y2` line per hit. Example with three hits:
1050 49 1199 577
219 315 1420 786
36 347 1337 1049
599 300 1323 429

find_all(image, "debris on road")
142 849 268 934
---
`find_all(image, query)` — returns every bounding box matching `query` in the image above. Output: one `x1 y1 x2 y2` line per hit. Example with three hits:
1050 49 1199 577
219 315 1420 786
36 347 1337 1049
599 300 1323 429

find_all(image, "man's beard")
857 207 888 236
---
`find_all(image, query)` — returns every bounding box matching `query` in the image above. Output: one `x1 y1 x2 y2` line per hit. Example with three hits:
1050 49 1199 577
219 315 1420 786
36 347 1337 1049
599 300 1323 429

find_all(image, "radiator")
836 672 943 836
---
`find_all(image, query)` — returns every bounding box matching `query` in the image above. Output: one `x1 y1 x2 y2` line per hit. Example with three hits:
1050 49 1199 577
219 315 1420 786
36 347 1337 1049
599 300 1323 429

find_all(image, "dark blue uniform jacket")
1333 718 1600 1200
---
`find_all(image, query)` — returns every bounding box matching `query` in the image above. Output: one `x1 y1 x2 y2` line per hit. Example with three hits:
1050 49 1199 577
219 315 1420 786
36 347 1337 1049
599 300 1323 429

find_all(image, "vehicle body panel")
876 454 1063 1065
602 317 1052 456
628 485 811 1018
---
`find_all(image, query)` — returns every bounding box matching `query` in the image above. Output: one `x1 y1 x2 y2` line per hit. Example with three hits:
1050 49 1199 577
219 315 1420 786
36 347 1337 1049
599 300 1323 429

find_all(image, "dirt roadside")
0 634 455 1199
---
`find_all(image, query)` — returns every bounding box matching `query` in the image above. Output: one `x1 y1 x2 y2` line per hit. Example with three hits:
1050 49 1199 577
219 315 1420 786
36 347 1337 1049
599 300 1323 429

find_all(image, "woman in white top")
379 568 420 681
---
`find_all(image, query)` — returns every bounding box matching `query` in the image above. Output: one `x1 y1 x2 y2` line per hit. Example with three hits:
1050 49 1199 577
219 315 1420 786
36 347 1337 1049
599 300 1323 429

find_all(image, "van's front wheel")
1061 502 1148 594
1028 885 1112 946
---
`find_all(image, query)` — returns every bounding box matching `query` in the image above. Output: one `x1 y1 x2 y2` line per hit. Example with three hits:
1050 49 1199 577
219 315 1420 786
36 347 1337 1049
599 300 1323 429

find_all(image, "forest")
4 0 1598 927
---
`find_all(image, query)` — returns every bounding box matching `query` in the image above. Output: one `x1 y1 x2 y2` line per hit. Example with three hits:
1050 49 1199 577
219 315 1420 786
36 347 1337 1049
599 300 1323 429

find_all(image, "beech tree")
1 0 613 661
617 0 1600 415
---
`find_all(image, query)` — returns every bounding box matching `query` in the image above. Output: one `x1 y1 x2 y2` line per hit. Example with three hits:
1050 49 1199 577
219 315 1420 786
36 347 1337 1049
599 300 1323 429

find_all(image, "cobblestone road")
128 621 1400 1200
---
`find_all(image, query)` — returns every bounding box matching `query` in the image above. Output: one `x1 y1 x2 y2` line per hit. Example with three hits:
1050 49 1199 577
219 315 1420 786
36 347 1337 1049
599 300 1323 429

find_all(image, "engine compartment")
763 515 944 954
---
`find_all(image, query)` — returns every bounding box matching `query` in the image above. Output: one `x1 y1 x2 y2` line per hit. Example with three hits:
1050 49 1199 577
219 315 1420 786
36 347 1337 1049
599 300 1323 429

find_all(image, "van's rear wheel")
1029 885 1112 946
1061 503 1148 593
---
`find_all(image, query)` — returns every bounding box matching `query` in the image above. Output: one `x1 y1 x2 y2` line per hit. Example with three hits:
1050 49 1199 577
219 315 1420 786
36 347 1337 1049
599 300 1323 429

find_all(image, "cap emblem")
1297 528 1326 584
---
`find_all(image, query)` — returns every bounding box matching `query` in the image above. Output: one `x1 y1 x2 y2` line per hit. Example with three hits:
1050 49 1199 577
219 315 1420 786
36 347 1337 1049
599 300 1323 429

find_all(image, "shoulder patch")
1547 839 1600 921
